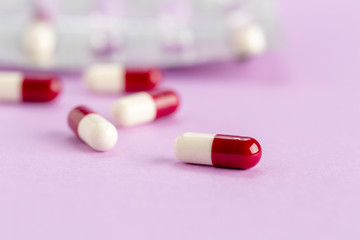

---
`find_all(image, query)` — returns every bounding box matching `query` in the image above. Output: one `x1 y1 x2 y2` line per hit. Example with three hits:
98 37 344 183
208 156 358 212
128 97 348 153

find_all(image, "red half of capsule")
211 134 262 169
125 68 162 92
22 75 61 102
148 90 180 119
68 106 94 137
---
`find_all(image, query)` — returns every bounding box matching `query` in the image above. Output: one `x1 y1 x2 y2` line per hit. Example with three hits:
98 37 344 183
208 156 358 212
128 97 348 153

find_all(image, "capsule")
0 72 61 102
174 132 262 169
83 63 162 93
68 106 118 151
232 24 267 57
23 16 56 64
111 90 179 127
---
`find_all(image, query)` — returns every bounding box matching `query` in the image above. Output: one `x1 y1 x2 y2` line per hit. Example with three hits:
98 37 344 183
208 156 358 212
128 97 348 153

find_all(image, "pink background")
1 1 360 239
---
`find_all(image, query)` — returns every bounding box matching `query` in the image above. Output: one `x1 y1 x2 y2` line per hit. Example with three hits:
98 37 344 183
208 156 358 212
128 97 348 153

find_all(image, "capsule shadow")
150 157 175 165
173 161 265 178
38 130 99 153
65 135 99 153
64 135 119 157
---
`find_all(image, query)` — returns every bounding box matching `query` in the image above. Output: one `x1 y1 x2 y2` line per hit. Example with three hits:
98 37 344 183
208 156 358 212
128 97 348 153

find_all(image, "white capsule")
0 71 61 102
232 24 267 57
83 63 162 93
174 132 262 169
68 106 118 151
84 63 125 93
23 19 56 64
0 72 23 101
111 92 157 126
174 133 215 165
111 90 180 127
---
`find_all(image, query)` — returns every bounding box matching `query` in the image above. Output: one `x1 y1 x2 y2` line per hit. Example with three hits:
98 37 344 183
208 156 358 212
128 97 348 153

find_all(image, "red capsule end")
211 135 262 169
22 75 61 102
68 106 94 136
125 68 162 92
148 89 180 119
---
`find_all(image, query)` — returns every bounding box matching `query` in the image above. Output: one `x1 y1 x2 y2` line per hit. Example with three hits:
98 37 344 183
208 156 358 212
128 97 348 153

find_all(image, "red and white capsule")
111 90 179 127
174 132 262 169
68 106 118 151
83 63 162 93
0 71 61 102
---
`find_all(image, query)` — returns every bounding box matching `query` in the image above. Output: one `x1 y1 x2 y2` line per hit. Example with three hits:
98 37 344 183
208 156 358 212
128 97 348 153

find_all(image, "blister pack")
0 0 278 71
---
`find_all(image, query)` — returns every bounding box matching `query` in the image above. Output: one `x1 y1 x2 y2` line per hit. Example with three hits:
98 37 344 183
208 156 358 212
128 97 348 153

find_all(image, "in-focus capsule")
68 106 118 151
174 132 262 169
111 90 179 127
84 63 162 93
0 72 61 102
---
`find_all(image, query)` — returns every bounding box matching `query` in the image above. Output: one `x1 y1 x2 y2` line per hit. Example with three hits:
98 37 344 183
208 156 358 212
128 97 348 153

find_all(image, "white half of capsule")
83 63 125 93
23 20 56 64
111 92 157 127
0 72 23 101
174 132 216 165
77 113 118 151
232 24 267 56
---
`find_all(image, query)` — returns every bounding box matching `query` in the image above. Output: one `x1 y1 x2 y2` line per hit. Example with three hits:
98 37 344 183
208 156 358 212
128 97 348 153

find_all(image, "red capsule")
174 133 262 169
0 71 61 102
111 89 180 127
22 75 61 102
68 105 118 151
68 106 94 137
211 134 262 169
148 89 180 119
125 68 162 92
84 64 162 93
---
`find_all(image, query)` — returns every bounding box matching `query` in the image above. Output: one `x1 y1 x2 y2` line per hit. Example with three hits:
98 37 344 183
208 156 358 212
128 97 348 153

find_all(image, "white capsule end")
83 63 124 93
232 24 267 57
78 113 118 151
23 20 55 65
0 72 23 101
111 92 157 127
174 132 215 166
89 123 118 151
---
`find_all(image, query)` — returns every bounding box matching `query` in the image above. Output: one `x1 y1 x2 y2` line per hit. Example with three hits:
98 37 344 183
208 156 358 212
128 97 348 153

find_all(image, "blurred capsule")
84 63 162 93
0 71 61 102
23 15 56 65
111 90 179 127
232 24 267 57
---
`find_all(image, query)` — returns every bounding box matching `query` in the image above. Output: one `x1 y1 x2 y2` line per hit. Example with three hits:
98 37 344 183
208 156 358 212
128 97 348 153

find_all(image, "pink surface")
1 1 360 239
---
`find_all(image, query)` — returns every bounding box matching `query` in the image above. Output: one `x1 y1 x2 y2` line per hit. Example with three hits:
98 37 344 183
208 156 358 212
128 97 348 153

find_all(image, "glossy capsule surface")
174 132 262 169
68 106 118 151
111 89 179 127
0 72 61 102
84 63 162 93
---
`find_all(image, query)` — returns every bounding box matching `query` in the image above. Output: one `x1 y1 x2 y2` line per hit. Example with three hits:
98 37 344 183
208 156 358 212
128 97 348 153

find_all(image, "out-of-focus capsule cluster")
1 0 268 170
0 0 276 70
